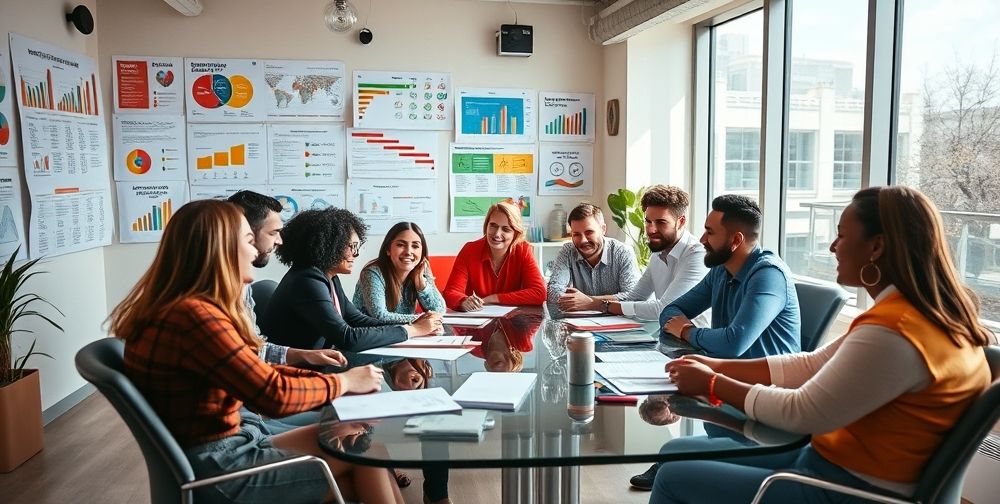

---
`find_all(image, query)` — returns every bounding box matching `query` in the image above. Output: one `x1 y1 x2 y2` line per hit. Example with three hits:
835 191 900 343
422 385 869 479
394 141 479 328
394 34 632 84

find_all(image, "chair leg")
180 455 346 504
751 471 913 504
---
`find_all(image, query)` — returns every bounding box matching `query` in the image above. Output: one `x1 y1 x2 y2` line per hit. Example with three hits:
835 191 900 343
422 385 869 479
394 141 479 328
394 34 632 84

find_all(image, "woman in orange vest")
653 186 994 503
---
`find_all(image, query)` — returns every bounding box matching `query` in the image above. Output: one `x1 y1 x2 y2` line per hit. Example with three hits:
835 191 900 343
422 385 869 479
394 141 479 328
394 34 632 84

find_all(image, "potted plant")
0 247 62 472
607 187 652 268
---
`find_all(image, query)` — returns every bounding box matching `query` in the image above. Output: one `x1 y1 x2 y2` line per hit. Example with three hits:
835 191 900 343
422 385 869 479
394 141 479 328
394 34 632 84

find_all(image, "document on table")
445 305 517 318
594 362 676 394
450 372 537 411
359 346 473 361
332 387 462 422
403 410 490 441
392 336 480 348
565 316 643 330
442 316 492 327
595 351 670 363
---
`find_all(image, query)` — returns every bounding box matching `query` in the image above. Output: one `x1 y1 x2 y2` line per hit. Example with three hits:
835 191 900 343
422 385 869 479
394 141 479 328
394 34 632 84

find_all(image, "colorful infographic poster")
267 123 345 184
113 115 187 181
0 168 27 261
448 143 535 233
539 92 595 143
268 185 346 223
187 123 267 186
116 181 189 243
112 55 184 115
189 185 266 202
347 129 439 179
348 178 438 235
185 58 266 122
455 88 536 144
28 188 113 259
353 70 452 131
0 51 17 166
538 144 593 196
264 60 346 121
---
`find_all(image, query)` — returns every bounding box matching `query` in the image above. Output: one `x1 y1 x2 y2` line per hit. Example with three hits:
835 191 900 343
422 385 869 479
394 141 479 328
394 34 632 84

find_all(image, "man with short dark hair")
545 203 640 316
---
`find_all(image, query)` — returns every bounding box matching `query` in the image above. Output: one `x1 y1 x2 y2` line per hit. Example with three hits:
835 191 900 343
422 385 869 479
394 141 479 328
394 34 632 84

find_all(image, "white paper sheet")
442 316 491 327
116 180 189 243
595 351 670 363
358 346 473 361
268 184 346 222
346 178 437 234
353 70 452 130
187 123 267 185
392 336 479 347
445 306 516 318
537 144 593 196
538 92 595 143
266 123 345 183
332 387 462 421
594 362 670 379
112 55 185 115
0 50 18 166
348 129 440 179
185 58 267 122
455 87 536 143
263 59 346 121
451 372 537 411
448 143 536 233
113 114 187 181
0 168 27 260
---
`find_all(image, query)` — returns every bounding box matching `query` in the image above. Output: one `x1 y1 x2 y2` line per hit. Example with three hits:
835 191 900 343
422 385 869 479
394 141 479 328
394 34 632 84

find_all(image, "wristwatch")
601 300 611 314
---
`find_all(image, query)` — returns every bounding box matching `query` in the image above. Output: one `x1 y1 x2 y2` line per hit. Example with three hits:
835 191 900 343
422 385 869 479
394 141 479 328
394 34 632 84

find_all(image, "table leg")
502 433 535 504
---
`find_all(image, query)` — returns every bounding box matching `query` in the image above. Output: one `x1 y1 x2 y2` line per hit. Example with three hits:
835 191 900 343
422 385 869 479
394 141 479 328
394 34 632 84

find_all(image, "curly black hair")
275 207 368 271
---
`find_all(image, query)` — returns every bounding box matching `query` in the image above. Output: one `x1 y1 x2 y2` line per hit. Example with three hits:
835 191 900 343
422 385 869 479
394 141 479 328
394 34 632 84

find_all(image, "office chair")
751 345 1000 504
795 281 849 352
75 338 346 504
250 279 279 322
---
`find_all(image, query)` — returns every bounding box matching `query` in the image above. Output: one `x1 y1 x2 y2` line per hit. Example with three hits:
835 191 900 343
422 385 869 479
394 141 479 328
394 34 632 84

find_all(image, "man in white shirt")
593 185 708 321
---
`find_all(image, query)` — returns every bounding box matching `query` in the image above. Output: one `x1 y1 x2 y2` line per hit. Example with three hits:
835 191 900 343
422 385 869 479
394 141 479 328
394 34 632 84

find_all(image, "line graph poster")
347 129 439 179
267 123 345 184
449 143 535 232
268 184 346 223
113 115 187 181
0 168 27 261
455 88 536 144
539 92 595 143
538 144 593 196
353 70 452 130
116 181 189 243
0 50 16 166
347 178 437 235
187 123 267 186
112 55 184 115
185 58 266 122
264 60 345 121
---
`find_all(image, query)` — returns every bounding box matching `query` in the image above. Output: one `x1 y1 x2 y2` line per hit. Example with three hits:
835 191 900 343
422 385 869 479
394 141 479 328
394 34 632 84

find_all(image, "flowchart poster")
353 70 452 130
538 144 593 196
0 51 17 166
347 129 439 179
264 60 346 121
185 58 267 122
539 92 595 143
113 114 187 181
267 123 345 184
112 55 185 115
116 180 189 243
187 123 267 186
455 87 536 144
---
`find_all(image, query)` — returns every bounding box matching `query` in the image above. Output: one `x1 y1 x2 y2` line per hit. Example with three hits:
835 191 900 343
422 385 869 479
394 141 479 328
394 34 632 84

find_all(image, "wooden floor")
0 394 652 504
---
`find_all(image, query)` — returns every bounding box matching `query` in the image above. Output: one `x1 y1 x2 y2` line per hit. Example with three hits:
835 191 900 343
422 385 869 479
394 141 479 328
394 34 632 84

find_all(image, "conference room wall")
0 0 112 413
95 0 607 308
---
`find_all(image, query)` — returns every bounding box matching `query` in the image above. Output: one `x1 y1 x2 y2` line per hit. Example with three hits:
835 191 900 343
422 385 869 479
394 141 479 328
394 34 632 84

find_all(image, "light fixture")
324 0 358 33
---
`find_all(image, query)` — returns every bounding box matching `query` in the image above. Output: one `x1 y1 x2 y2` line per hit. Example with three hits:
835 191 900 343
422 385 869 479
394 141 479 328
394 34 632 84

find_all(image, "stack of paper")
332 387 462 421
451 372 537 411
445 306 517 318
595 350 670 363
392 336 480 348
404 410 491 441
594 362 677 395
359 346 473 360
565 316 643 331
442 316 492 328
594 331 656 344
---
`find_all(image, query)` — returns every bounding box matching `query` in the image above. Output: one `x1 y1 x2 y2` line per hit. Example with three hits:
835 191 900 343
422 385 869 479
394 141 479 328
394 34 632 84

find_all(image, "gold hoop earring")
860 262 882 287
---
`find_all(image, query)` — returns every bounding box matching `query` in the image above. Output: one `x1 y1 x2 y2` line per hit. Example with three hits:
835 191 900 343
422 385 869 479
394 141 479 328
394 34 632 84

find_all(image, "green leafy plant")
607 187 651 269
0 247 63 387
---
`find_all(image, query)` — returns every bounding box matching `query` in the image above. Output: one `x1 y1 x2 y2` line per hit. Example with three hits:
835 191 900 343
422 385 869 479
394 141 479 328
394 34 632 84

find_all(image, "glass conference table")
318 308 807 503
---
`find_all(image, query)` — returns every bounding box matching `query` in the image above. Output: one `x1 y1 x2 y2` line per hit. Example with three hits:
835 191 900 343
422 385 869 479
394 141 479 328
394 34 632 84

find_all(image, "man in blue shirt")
659 194 800 358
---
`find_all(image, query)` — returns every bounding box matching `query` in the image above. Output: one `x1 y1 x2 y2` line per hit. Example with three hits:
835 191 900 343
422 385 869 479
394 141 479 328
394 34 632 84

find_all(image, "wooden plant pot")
0 369 44 472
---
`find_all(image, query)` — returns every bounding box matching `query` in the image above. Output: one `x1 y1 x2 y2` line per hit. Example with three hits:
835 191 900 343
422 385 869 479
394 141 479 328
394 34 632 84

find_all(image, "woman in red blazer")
443 201 546 310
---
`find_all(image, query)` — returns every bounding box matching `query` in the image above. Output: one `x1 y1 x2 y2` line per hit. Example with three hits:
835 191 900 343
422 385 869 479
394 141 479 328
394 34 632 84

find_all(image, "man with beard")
586 185 709 321
658 194 800 359
545 203 640 316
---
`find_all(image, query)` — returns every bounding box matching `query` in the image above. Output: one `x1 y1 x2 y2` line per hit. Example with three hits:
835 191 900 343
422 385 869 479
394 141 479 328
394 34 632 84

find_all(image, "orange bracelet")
707 373 722 407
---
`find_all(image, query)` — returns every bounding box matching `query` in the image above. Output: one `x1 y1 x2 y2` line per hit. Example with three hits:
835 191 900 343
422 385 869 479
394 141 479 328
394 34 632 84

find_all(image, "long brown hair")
852 186 992 347
361 222 429 311
108 199 260 350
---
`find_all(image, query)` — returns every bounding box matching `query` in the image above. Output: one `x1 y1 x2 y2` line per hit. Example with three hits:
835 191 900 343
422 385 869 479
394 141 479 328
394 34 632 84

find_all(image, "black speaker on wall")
66 5 95 35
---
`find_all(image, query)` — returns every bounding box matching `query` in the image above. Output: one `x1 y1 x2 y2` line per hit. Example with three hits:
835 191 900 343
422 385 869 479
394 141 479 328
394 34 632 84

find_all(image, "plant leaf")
622 189 636 207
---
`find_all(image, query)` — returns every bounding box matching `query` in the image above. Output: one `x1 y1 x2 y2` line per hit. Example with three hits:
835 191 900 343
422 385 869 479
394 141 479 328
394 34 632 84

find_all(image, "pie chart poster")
112 115 187 181
538 144 593 197
185 58 267 122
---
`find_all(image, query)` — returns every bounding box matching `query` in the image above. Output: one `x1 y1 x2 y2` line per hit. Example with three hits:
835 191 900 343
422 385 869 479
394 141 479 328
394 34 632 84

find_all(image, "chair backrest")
794 281 849 352
75 338 194 504
427 255 457 294
250 279 279 322
913 346 1000 504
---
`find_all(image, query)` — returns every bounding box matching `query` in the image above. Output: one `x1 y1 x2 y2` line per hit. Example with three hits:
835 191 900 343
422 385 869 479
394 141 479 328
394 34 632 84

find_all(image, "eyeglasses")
348 242 361 257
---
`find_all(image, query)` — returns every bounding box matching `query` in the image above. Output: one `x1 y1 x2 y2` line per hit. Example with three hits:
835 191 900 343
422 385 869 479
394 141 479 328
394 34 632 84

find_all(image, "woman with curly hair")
262 208 442 352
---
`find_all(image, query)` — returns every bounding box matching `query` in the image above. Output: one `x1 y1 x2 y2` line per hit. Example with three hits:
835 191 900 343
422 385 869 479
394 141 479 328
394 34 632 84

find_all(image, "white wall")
1 0 111 411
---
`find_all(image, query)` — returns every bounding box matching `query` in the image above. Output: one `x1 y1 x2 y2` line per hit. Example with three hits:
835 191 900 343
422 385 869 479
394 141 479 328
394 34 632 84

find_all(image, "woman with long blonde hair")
109 199 402 504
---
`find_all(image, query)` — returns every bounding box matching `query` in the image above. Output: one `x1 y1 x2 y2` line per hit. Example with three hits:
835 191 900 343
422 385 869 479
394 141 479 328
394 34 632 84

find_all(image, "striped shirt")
123 298 342 447
546 237 640 316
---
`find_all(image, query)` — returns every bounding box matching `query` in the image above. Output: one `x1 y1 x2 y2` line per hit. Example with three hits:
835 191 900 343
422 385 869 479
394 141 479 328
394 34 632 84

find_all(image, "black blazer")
262 266 408 351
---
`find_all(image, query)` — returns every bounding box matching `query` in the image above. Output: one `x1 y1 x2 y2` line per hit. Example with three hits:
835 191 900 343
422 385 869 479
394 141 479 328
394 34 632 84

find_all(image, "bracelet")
707 373 722 407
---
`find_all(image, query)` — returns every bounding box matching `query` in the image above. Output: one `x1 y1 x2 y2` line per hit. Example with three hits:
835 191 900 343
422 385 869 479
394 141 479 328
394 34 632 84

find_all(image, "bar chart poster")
268 185 346 223
353 70 452 130
264 60 346 121
113 115 187 181
112 55 184 115
539 92 595 143
347 129 439 179
0 51 17 167
456 88 536 144
449 143 535 232
347 178 438 235
185 58 267 122
187 123 267 186
116 181 189 243
538 144 593 196
0 168 27 261
267 123 345 184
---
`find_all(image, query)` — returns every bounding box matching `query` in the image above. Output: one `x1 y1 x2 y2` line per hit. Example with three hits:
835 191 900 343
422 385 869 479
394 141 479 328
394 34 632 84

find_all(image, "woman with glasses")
263 208 442 352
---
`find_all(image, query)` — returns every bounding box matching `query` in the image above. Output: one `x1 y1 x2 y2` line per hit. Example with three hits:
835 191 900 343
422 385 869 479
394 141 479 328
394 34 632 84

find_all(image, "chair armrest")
751 471 912 504
179 455 345 504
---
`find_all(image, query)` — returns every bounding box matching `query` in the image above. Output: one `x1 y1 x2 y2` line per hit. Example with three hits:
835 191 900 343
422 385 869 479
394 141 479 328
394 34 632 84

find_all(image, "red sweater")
443 238 546 310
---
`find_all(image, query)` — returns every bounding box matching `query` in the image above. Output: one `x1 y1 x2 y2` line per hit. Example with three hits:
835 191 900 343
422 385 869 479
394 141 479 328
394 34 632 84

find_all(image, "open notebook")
450 372 537 411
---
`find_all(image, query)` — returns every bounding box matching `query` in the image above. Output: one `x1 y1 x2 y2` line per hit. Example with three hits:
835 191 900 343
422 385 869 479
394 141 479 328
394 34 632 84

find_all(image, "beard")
252 250 271 268
647 227 679 253
703 241 734 267
577 240 603 260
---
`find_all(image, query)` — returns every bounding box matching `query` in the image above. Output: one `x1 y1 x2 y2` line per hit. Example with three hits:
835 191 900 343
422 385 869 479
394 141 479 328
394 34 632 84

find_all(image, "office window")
725 128 760 191
833 131 863 190
895 0 1000 324
787 131 816 190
